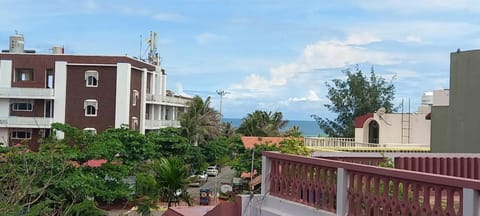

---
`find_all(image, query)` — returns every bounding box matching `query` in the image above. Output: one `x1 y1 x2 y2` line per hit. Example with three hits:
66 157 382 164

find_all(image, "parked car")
188 175 202 187
188 171 209 187
206 166 219 176
198 171 208 182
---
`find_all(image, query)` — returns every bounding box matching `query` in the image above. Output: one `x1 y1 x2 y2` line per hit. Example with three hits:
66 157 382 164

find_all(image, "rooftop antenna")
139 34 142 60
376 107 391 126
146 31 160 65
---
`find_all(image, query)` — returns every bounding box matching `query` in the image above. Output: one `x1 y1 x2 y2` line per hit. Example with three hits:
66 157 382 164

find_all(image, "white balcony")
0 87 54 99
145 119 181 129
0 116 53 128
145 94 189 107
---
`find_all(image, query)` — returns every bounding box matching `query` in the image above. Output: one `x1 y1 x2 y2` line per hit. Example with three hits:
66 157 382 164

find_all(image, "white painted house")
354 92 441 147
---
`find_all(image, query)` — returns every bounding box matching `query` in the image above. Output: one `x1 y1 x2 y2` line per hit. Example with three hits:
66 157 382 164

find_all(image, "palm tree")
152 157 192 207
237 110 289 136
180 96 221 146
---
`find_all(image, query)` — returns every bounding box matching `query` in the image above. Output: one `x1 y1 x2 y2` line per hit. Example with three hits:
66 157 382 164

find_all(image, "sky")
1 0 479 120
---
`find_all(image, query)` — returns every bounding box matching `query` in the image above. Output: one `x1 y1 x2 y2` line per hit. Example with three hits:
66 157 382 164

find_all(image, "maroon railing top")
395 156 480 180
263 151 480 190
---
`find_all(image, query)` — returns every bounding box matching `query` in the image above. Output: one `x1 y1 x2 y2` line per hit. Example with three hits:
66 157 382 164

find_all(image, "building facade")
354 93 432 147
431 49 480 153
0 34 189 149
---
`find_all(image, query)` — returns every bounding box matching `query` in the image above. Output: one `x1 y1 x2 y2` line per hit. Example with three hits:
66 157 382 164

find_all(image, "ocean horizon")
223 118 325 137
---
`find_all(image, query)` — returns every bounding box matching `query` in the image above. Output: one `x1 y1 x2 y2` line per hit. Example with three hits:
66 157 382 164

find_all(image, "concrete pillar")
115 63 131 128
336 168 349 216
463 188 479 216
261 155 271 195
139 68 147 134
53 61 67 139
0 60 12 87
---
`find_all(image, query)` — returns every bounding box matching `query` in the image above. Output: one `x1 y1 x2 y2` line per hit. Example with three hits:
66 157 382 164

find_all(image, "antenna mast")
147 31 160 65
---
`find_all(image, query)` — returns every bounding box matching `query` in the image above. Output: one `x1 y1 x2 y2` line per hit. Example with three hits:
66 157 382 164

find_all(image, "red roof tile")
84 159 108 168
240 170 257 179
240 136 303 149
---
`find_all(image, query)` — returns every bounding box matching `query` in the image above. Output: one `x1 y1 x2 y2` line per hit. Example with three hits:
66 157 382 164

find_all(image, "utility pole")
216 89 229 122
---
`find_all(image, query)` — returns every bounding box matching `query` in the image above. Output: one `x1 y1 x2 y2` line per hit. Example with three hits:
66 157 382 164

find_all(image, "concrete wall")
448 51 480 152
0 60 12 87
430 101 450 153
356 113 430 145
0 128 8 146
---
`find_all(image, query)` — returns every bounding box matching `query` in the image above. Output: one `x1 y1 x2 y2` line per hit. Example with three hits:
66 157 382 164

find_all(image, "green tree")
279 138 311 156
98 128 156 166
180 96 221 146
312 66 395 137
236 110 288 136
200 136 231 166
231 144 279 175
147 128 190 158
282 125 302 137
152 157 192 207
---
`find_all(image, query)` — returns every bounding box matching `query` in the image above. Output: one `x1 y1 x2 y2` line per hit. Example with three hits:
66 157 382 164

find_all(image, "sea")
223 118 325 137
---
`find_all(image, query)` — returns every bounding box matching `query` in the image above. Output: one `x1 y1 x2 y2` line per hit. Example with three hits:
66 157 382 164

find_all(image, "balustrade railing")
263 151 480 216
145 94 190 106
395 157 480 180
304 137 378 148
0 116 53 128
0 87 54 98
144 120 181 129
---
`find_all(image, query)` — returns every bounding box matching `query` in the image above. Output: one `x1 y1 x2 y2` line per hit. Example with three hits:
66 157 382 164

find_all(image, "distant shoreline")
223 118 325 137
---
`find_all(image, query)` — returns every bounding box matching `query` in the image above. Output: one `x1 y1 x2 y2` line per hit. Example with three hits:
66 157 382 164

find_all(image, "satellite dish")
220 184 233 194
376 107 386 117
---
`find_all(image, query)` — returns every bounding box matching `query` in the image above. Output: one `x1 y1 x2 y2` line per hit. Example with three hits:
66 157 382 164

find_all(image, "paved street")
187 166 235 205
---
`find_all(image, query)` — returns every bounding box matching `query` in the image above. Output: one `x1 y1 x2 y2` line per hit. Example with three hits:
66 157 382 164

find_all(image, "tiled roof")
240 136 303 149
84 159 108 168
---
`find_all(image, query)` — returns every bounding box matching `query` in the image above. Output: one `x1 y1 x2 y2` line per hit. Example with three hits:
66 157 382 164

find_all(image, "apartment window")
131 117 138 130
11 130 32 140
85 70 98 87
84 99 98 117
12 102 33 111
83 128 97 135
132 90 139 106
15 68 34 82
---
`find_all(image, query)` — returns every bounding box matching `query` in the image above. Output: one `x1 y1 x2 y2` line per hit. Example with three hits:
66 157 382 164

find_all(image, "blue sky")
1 0 479 120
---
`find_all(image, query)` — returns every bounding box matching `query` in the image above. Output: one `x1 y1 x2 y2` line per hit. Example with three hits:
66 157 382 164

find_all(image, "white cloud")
175 82 192 97
288 90 321 102
195 33 223 45
357 0 480 14
230 35 398 95
344 33 382 45
386 68 419 79
83 0 98 11
400 36 422 44
152 13 187 22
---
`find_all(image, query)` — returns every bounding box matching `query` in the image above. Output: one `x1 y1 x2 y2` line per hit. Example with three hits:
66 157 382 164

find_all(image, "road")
187 166 234 205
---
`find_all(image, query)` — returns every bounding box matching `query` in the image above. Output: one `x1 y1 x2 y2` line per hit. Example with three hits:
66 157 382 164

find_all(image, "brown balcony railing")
263 151 480 216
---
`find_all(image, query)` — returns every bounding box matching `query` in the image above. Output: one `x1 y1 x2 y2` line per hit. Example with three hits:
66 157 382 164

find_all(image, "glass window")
132 90 139 106
83 128 97 135
11 130 32 139
85 70 99 87
84 99 98 117
15 68 34 82
131 117 138 130
12 102 33 111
